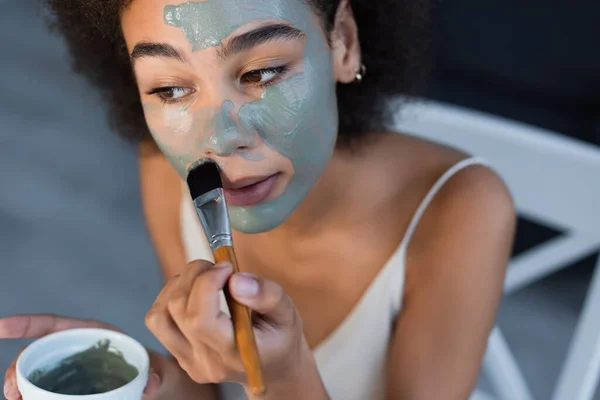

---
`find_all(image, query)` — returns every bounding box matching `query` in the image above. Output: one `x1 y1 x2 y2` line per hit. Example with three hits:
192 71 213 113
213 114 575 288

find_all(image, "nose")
203 100 256 157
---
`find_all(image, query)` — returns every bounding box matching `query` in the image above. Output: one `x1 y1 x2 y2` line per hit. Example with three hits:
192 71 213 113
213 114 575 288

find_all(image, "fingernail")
215 261 233 270
233 273 259 297
143 371 160 394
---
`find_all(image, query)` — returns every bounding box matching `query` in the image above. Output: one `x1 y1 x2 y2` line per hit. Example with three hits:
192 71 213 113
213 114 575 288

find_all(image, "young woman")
1 0 515 399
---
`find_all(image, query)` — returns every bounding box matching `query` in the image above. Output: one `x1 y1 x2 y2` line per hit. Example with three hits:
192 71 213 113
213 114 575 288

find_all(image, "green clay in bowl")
27 339 139 395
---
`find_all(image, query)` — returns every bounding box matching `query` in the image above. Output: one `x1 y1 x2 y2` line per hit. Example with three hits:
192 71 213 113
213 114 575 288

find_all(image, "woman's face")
121 0 353 233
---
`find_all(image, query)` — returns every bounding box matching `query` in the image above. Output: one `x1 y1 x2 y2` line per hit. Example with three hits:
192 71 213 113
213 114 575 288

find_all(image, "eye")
147 87 195 104
240 66 289 87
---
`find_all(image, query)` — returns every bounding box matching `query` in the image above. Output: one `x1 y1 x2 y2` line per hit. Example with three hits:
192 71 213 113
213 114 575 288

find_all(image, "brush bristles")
187 159 223 199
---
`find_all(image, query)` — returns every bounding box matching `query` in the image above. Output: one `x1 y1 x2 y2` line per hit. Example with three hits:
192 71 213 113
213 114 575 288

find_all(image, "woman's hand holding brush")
145 259 330 400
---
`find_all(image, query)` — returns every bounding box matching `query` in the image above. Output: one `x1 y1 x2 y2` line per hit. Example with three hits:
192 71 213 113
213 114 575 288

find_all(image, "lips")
223 174 279 207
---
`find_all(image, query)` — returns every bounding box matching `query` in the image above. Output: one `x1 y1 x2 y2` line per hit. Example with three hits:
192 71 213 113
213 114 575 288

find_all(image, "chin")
228 188 304 234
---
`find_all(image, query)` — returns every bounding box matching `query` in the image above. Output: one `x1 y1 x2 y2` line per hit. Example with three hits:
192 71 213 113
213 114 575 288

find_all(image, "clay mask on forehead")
145 0 338 233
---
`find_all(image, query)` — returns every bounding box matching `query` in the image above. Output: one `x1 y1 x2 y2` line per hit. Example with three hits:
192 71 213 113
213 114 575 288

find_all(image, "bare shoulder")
380 132 515 233
406 149 516 291
431 162 515 228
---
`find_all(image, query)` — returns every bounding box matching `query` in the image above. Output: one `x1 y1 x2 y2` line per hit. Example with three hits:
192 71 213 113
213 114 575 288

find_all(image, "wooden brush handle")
214 246 266 396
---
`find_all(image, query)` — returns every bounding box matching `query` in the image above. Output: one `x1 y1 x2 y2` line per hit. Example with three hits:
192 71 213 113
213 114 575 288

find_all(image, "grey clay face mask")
144 0 339 233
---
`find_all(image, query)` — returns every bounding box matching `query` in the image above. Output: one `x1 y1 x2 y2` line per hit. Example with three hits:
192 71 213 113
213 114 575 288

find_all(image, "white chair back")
393 99 600 400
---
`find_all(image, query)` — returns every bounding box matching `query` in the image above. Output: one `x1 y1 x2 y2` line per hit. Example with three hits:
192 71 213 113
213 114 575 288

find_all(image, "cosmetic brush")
186 159 265 396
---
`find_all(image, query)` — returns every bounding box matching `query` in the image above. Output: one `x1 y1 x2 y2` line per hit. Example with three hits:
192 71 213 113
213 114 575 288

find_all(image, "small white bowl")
16 328 149 400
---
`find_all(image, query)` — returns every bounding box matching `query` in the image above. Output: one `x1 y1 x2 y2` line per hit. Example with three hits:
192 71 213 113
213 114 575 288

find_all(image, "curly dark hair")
44 0 432 148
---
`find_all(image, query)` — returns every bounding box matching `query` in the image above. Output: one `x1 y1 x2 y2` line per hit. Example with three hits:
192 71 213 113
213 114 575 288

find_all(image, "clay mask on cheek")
233 69 338 233
143 102 210 176
157 0 339 233
144 100 262 176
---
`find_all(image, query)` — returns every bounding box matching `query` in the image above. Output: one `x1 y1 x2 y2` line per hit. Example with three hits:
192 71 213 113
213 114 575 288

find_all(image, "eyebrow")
130 42 190 66
130 24 304 66
217 23 305 60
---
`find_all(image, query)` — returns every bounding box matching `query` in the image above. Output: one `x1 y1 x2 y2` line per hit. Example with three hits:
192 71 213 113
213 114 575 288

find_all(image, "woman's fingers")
230 273 297 327
148 260 240 383
167 259 221 317
146 275 191 358
3 347 24 400
180 263 235 349
142 370 161 398
141 352 165 399
0 314 118 339
147 259 234 362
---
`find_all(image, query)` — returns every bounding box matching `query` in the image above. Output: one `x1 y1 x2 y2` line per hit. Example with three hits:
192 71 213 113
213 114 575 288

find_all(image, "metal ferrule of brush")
193 188 233 251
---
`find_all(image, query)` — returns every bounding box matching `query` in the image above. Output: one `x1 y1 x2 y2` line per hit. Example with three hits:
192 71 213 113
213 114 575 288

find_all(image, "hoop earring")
355 64 366 82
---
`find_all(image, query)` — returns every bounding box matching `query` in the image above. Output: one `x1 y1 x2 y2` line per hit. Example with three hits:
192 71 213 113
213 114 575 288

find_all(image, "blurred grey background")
0 0 165 360
0 1 598 399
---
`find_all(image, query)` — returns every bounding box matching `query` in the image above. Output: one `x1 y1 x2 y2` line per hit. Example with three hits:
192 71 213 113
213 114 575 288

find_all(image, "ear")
330 0 362 84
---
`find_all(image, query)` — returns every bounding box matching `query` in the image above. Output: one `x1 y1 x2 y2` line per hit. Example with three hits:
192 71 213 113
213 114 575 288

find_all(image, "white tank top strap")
399 156 488 251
